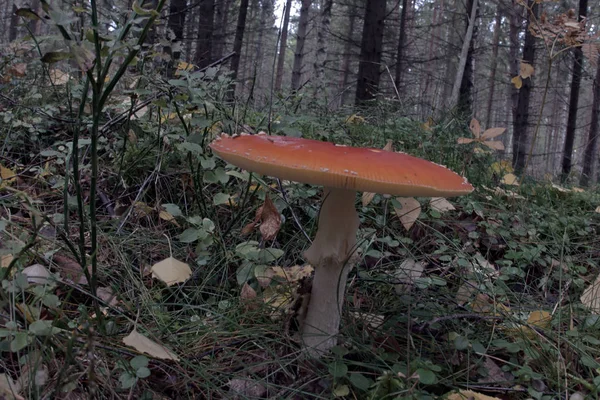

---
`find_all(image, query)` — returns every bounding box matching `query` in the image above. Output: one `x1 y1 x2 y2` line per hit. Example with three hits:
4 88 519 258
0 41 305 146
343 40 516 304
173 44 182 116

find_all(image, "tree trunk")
165 0 187 74
274 0 293 91
512 0 539 174
561 0 588 181
313 0 333 91
249 0 272 104
354 0 386 105
485 6 502 128
291 0 311 91
195 0 215 68
9 4 19 41
509 1 521 138
450 0 478 113
213 0 232 60
226 0 249 100
580 54 600 186
339 0 358 106
394 0 409 88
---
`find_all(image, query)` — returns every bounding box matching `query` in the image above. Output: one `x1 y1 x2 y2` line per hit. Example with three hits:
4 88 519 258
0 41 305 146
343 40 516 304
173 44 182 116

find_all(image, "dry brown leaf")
122 329 179 360
52 254 90 285
478 358 511 384
97 287 119 307
483 140 505 151
242 195 281 241
159 210 179 226
519 62 534 79
240 282 257 301
581 273 600 313
511 75 522 89
48 69 70 85
430 198 455 213
394 197 421 231
267 265 314 283
457 137 475 144
481 127 506 140
469 118 481 138
1 254 14 268
150 257 192 286
456 281 478 306
0 373 24 400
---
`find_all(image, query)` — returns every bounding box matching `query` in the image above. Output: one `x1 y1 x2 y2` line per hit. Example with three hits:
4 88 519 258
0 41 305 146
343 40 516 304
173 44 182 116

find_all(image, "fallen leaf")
581 273 600 313
0 164 17 186
393 259 424 293
500 173 519 186
159 210 180 226
478 358 511 384
22 264 52 285
456 281 478 306
595 206 600 214
430 198 455 213
511 75 522 89
52 254 90 284
350 311 385 329
48 69 70 85
242 195 281 241
0 373 24 400
240 282 257 301
228 378 266 399
150 257 192 286
122 329 179 360
519 62 534 79
267 265 314 283
1 254 14 268
97 287 119 307
528 310 551 329
446 389 501 400
490 160 513 174
394 197 421 231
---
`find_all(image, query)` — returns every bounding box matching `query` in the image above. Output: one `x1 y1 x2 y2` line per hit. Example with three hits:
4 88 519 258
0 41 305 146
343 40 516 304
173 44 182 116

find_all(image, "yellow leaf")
490 160 513 174
519 62 534 79
445 389 502 400
430 197 455 212
501 173 519 186
267 265 314 283
122 329 179 360
483 140 505 151
0 164 17 186
528 310 551 329
511 75 522 89
394 197 421 231
150 257 192 286
159 210 179 226
469 118 481 138
0 254 13 268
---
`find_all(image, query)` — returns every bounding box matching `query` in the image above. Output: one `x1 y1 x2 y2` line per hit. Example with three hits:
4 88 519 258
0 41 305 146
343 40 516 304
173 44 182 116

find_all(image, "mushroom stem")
302 187 360 357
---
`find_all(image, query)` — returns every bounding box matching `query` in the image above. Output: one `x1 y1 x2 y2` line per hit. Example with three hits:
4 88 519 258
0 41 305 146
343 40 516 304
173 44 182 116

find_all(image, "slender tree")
227 0 250 100
580 54 600 186
195 0 215 68
513 0 539 174
274 0 292 91
355 0 386 104
450 0 478 112
213 0 232 60
313 0 333 90
291 0 311 91
394 0 409 88
165 0 187 74
485 5 502 128
561 0 588 181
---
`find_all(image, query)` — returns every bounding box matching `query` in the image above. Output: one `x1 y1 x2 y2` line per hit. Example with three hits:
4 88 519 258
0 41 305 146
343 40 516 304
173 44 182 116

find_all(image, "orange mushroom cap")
210 133 474 197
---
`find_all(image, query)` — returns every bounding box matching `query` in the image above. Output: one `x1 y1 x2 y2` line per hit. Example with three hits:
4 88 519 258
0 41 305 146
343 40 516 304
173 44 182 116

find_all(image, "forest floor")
2 58 600 400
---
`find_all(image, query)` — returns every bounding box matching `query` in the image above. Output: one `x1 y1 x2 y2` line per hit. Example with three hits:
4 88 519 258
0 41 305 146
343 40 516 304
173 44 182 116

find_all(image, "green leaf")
257 248 284 263
119 372 136 389
415 368 436 385
41 52 72 64
332 384 349 397
130 355 149 369
213 193 231 205
29 320 58 336
349 373 371 390
162 203 182 217
236 262 254 285
177 142 204 155
178 228 199 243
15 8 42 20
200 156 216 169
10 332 29 352
136 367 151 378
328 361 348 378
132 0 157 16
454 335 469 351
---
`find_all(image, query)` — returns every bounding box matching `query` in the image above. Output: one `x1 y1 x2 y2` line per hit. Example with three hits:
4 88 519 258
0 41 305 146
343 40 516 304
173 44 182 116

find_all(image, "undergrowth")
1 15 600 400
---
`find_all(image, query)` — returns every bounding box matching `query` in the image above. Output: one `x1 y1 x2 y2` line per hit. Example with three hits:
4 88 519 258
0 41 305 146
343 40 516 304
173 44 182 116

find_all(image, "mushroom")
210 132 473 357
